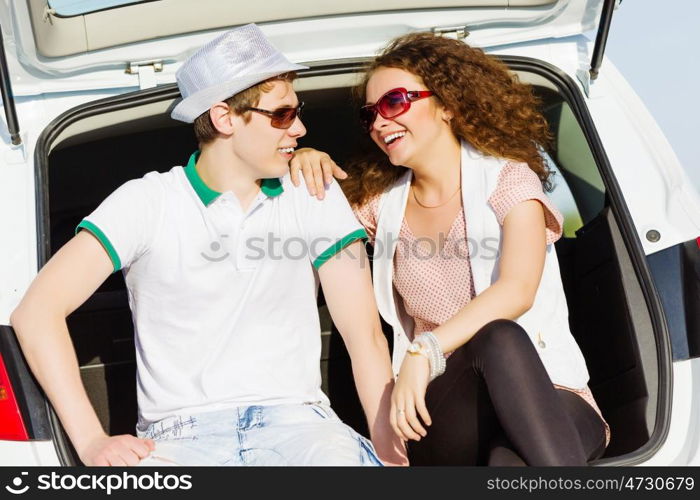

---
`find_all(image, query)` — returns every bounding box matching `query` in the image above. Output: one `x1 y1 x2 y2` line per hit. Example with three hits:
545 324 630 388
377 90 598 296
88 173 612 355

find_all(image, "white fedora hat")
171 24 308 123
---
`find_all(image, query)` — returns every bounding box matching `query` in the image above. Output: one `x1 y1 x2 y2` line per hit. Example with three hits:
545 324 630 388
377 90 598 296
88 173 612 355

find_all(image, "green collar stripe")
313 229 368 269
184 151 221 206
76 220 122 273
184 151 284 205
261 177 283 197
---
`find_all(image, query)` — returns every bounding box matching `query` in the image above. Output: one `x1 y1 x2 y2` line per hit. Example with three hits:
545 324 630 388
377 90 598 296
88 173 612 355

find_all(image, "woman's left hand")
289 147 348 200
391 354 432 441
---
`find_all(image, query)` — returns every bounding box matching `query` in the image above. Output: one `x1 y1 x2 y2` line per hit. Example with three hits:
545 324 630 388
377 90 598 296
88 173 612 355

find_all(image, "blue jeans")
136 402 383 466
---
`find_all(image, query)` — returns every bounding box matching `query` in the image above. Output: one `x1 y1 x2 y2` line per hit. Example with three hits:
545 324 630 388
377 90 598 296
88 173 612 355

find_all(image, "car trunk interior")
41 63 662 465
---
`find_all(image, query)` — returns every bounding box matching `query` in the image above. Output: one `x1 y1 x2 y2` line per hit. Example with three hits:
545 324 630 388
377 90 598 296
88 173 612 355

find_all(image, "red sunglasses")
245 101 304 129
359 87 434 132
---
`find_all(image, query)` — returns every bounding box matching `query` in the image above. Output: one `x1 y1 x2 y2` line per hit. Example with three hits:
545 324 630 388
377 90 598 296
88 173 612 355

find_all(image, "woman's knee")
463 319 532 361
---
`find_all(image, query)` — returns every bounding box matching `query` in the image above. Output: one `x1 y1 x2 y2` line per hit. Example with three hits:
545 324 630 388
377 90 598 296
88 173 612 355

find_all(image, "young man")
11 24 406 466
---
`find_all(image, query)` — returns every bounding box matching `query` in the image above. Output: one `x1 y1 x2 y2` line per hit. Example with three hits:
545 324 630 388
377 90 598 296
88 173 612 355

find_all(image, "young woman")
290 32 609 465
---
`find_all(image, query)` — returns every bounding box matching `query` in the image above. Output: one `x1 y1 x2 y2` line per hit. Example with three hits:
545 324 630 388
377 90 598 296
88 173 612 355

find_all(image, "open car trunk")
34 57 669 465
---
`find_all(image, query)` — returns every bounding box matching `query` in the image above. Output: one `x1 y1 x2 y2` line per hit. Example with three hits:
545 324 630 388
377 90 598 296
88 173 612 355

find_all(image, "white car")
0 0 698 466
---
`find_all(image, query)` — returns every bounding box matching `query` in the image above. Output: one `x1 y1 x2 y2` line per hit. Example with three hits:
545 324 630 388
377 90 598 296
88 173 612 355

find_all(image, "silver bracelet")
415 332 446 380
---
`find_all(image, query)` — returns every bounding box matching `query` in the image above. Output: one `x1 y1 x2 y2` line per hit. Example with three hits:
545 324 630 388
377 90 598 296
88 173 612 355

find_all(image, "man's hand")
289 147 348 200
372 430 410 466
79 433 156 466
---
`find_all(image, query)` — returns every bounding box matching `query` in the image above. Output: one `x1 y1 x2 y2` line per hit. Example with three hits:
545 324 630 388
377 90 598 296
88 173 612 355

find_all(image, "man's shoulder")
278 173 350 207
142 166 186 189
278 173 305 198
96 168 186 219
115 167 183 198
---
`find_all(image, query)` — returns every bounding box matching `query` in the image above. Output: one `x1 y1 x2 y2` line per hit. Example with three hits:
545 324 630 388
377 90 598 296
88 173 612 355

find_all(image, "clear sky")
602 0 699 193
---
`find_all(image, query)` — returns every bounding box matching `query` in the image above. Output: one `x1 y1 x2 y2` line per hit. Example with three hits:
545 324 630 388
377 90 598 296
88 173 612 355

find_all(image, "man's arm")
317 241 408 465
10 230 154 466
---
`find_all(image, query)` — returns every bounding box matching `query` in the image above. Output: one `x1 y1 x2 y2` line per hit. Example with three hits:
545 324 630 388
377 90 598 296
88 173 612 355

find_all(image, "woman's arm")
391 200 548 440
432 199 547 351
10 231 155 465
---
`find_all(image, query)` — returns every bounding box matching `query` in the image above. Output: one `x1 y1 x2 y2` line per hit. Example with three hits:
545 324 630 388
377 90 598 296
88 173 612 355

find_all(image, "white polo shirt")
76 151 367 430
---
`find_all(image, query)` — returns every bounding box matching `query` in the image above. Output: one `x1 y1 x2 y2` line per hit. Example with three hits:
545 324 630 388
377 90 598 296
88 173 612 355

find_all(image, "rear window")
48 0 150 16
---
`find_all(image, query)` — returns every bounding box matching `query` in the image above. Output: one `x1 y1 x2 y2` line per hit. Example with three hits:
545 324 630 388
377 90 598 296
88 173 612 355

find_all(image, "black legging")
407 319 607 466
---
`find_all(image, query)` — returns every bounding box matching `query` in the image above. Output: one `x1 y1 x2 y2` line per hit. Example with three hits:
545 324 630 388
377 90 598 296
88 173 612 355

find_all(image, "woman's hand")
289 147 348 200
391 354 432 442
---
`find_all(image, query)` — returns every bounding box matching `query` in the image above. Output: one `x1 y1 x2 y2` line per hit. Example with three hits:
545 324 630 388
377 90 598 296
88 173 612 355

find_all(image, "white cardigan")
372 141 590 388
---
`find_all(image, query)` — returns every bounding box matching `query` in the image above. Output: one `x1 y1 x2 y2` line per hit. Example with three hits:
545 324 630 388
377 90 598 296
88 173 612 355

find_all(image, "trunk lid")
2 0 605 95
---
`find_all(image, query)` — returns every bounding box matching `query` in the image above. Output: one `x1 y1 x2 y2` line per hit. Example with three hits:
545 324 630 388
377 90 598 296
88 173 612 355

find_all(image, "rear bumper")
0 439 60 466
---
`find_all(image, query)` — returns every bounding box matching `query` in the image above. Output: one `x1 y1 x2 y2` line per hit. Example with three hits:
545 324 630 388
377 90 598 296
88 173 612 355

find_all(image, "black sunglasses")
245 102 305 129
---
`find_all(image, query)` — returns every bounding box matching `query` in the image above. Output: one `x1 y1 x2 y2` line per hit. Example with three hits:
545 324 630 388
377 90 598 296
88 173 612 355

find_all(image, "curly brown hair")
341 33 553 208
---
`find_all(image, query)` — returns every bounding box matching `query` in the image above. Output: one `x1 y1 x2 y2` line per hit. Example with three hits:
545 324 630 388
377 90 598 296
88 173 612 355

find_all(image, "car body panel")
641 359 700 466
1 89 126 325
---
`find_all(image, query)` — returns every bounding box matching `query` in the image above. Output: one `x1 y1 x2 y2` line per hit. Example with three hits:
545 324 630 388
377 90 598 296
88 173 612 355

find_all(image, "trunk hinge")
43 5 56 25
431 25 469 40
126 61 164 90
0 25 21 146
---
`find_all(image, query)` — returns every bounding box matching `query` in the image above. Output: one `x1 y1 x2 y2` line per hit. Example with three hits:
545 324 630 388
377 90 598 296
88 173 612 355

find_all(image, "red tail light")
0 353 29 440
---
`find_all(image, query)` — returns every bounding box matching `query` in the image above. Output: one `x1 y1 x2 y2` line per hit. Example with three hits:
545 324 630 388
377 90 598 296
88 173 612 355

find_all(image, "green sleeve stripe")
313 228 368 270
75 220 122 273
